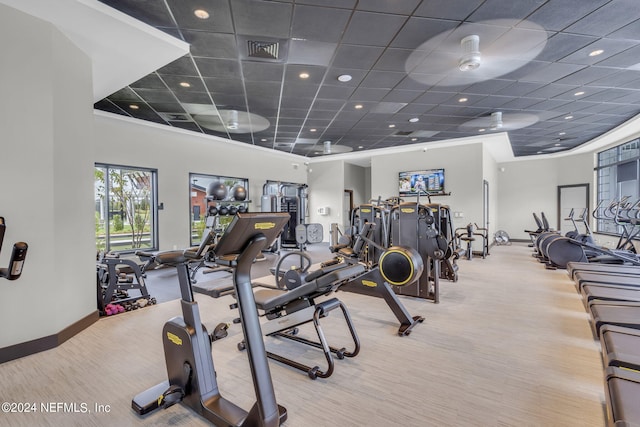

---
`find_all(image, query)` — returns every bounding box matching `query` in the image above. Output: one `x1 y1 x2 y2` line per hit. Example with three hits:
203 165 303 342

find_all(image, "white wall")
496 153 594 240
0 6 96 347
94 115 308 250
308 161 344 241
370 144 485 231
344 163 367 206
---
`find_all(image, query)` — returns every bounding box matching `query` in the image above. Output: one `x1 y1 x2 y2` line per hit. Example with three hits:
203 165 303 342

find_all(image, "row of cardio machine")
529 199 640 269
567 260 640 426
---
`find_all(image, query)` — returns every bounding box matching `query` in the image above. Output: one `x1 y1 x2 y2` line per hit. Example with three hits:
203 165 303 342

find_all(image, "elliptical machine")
0 217 28 281
132 213 290 426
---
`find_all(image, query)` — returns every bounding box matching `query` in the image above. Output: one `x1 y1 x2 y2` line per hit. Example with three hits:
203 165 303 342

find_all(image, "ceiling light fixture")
337 74 352 82
554 143 562 147
193 9 210 19
261 138 267 142
299 72 310 79
574 91 585 96
358 145 364 149
408 117 419 123
559 132 566 136
354 104 363 109
179 82 191 88
411 138 418 142
310 128 317 132
129 104 139 110
388 124 396 128
589 49 604 57
459 97 468 103
478 128 486 132
458 35 481 71
565 115 573 120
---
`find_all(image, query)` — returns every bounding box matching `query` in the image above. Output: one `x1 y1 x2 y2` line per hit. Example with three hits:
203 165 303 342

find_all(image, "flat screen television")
399 168 445 196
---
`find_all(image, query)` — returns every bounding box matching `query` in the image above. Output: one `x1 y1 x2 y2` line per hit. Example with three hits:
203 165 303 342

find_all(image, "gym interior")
2 1 640 426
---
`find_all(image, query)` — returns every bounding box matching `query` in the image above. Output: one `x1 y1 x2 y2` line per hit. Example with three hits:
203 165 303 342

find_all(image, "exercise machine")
330 223 426 335
132 212 290 426
261 181 308 250
240 250 365 379
390 202 447 302
0 217 28 281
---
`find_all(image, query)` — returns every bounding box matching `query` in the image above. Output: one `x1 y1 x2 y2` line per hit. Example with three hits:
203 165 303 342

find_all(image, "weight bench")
244 263 366 379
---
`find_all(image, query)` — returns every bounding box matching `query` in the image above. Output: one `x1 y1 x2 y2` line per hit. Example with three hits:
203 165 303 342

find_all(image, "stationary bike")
132 212 291 426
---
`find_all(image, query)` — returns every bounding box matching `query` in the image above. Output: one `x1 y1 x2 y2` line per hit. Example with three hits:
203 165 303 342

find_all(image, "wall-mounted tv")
399 168 445 196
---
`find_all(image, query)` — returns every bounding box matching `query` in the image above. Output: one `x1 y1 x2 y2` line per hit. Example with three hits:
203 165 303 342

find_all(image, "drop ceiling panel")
95 0 640 157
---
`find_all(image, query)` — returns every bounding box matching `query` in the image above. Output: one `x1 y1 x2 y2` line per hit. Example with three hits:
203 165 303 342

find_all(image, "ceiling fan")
193 109 270 134
181 104 270 134
459 111 539 132
405 19 548 87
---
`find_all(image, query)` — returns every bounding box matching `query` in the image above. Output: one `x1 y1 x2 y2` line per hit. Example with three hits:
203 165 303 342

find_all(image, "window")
189 173 249 246
596 139 640 234
95 164 158 253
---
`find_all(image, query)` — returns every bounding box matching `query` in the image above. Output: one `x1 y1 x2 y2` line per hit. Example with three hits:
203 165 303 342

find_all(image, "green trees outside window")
95 164 158 253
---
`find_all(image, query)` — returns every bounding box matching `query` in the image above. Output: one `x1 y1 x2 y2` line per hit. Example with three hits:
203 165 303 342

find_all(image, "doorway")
558 184 590 235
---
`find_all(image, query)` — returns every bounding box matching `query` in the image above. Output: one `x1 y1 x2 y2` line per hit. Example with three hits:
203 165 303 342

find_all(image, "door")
558 184 589 235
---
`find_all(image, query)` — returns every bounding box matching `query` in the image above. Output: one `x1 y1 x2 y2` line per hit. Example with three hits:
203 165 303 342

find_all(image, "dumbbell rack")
96 254 154 315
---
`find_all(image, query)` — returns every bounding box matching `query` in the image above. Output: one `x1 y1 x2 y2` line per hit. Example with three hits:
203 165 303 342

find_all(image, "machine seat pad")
136 247 199 265
255 264 365 312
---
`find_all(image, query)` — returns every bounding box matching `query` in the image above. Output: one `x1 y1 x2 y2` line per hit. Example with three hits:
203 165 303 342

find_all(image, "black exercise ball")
219 205 229 216
228 205 238 215
207 181 228 200
232 185 247 201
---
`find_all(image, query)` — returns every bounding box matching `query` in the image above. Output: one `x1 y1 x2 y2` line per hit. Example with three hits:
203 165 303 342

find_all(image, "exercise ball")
232 185 247 201
219 205 229 216
207 181 228 200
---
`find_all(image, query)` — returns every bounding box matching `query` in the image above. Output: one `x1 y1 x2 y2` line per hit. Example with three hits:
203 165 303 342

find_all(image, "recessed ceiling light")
337 74 352 82
179 82 191 88
358 145 364 149
574 91 585 96
388 124 396 128
478 128 486 132
408 117 419 123
537 151 543 154
459 97 468 103
554 143 562 147
354 104 363 109
260 138 267 142
411 138 418 142
310 128 317 132
559 132 566 136
193 9 210 19
589 49 604 57
129 104 139 110
565 115 573 120
299 72 310 79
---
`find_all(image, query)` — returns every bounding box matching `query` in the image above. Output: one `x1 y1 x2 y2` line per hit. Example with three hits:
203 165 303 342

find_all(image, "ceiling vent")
247 40 279 60
394 130 440 138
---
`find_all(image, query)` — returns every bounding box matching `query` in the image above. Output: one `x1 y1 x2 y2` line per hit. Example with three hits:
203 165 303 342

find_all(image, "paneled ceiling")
94 0 640 158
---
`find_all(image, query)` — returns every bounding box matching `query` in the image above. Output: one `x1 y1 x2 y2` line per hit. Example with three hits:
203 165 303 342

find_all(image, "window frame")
595 139 640 236
95 163 159 253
